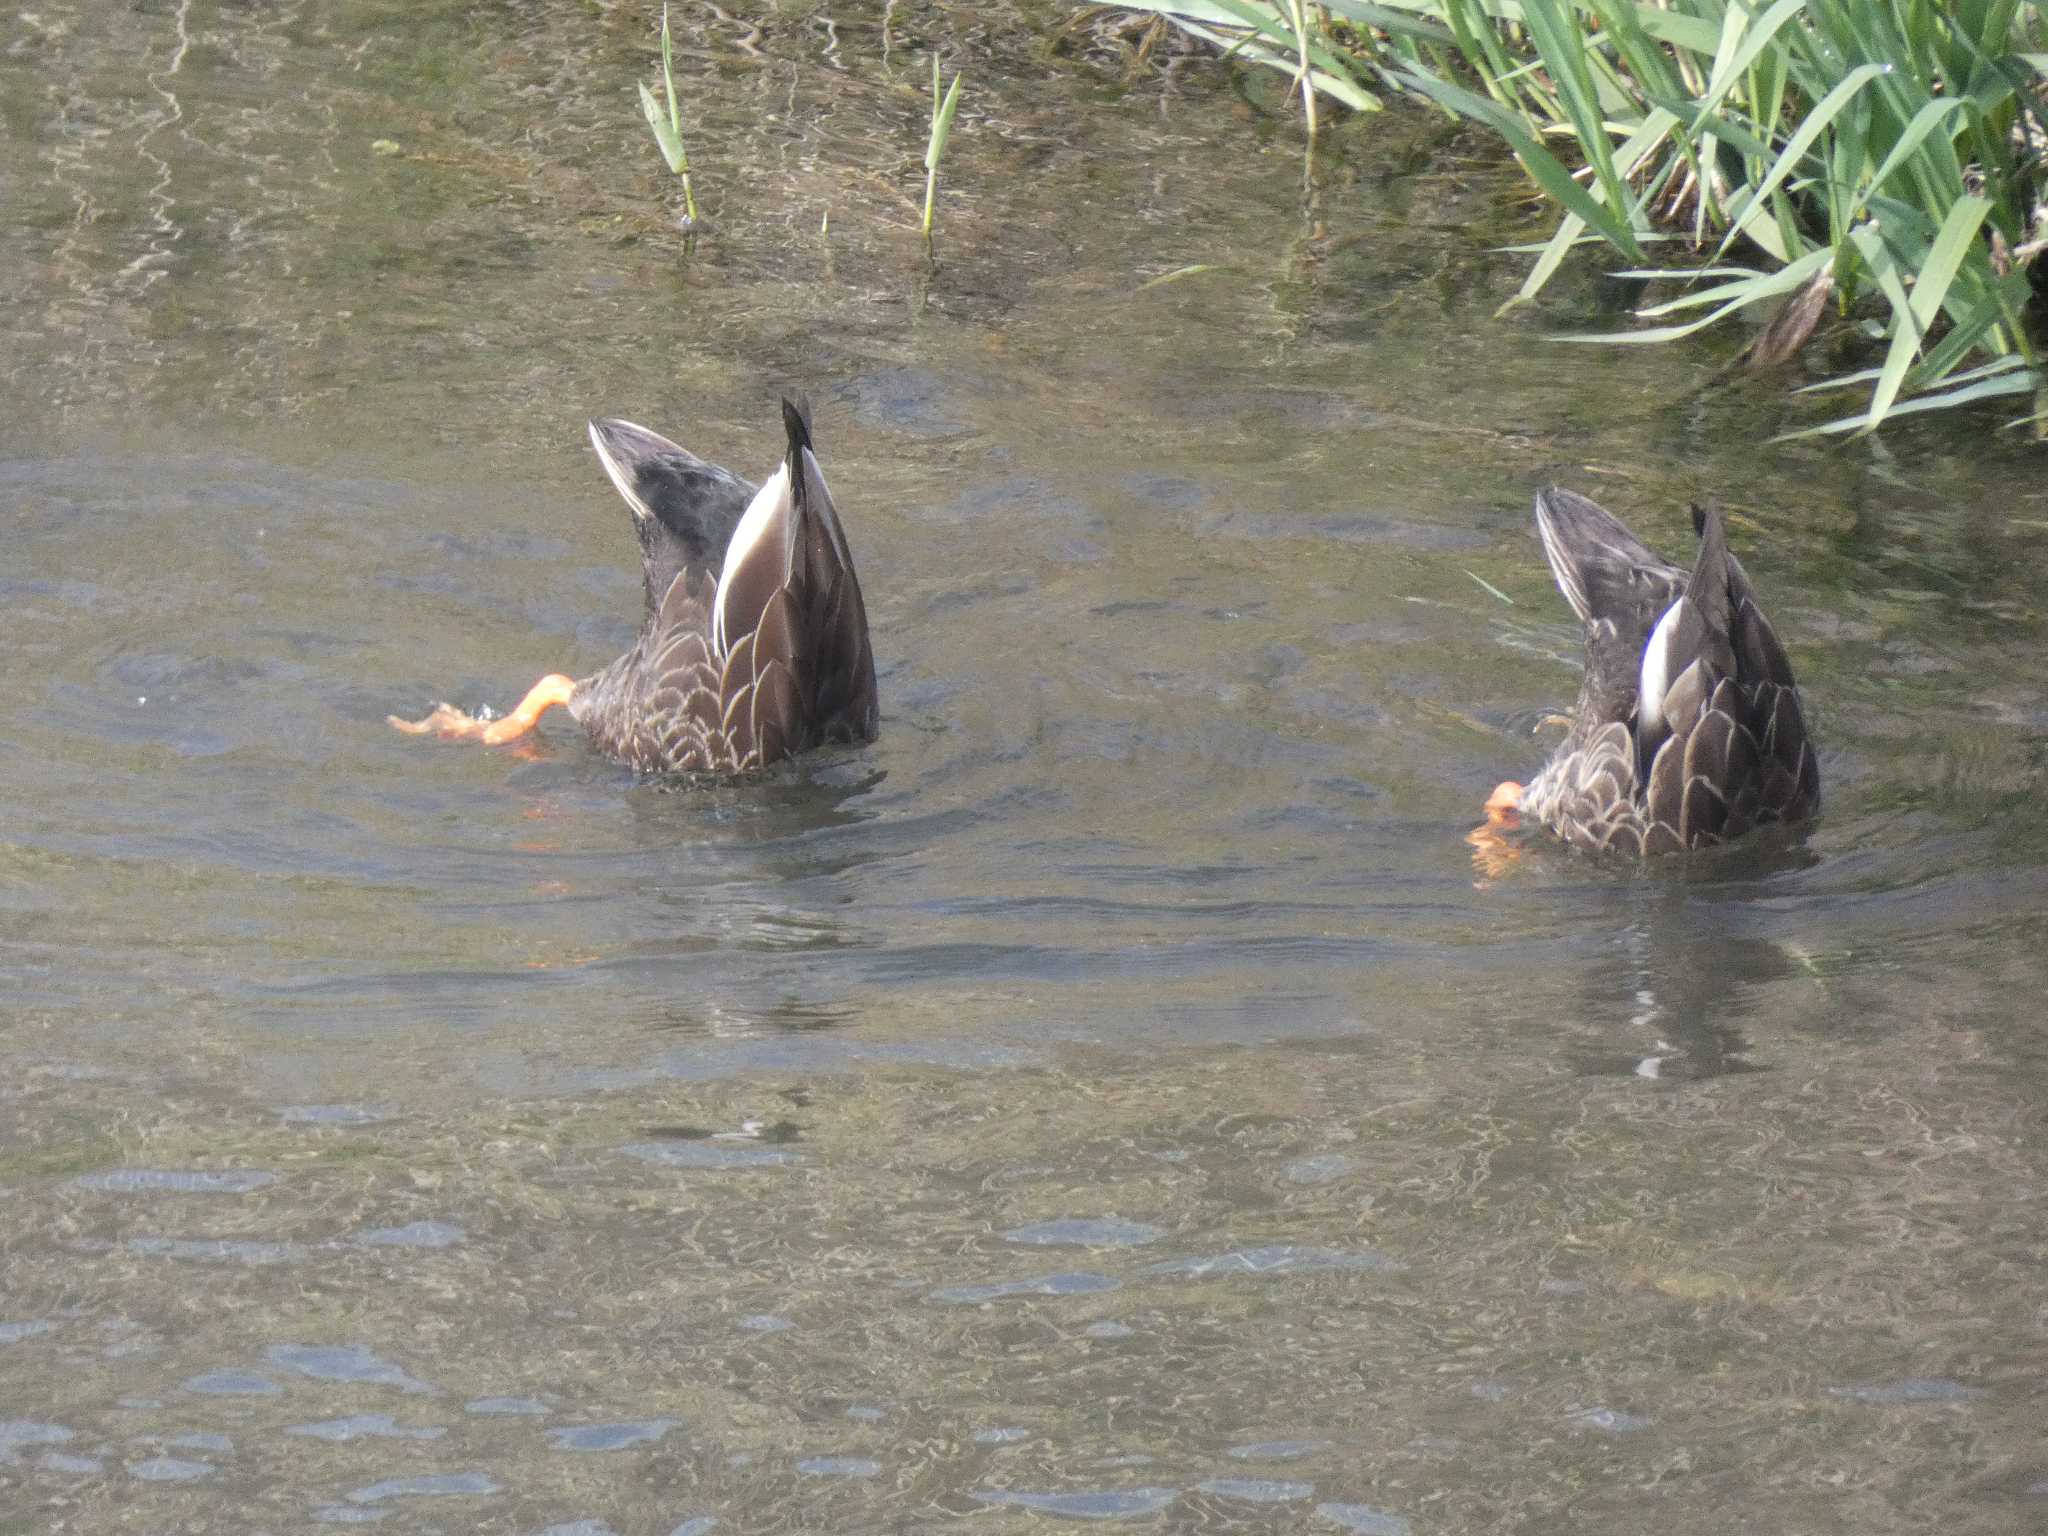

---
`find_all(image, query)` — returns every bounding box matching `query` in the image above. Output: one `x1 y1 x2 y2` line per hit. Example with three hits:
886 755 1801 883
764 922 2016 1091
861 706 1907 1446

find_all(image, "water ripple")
0 1421 73 1460
267 1344 436 1395
128 1237 303 1265
286 1415 446 1442
620 1142 798 1170
73 1168 277 1194
797 1455 880 1478
129 1455 214 1482
465 1397 549 1416
182 1371 280 1397
1825 1377 1989 1403
1228 1439 1330 1461
354 1221 464 1249
969 1487 1180 1519
1002 1218 1163 1247
1145 1246 1404 1278
549 1420 677 1452
1315 1504 1412 1535
1198 1478 1315 1502
346 1472 500 1503
928 1272 1122 1305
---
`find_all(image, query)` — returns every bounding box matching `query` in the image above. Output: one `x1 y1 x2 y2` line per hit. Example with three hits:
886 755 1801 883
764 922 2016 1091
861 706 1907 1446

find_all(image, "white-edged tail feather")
1535 496 1591 625
712 463 794 657
588 418 655 522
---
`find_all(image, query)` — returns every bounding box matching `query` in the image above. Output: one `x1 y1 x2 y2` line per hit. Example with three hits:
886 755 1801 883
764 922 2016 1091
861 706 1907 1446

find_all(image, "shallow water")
4 2 2048 1532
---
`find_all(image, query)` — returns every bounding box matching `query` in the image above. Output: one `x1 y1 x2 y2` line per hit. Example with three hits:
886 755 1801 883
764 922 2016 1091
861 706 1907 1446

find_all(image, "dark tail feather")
782 395 814 466
1685 500 1733 638
1534 486 1673 628
773 395 878 746
1696 501 1801 693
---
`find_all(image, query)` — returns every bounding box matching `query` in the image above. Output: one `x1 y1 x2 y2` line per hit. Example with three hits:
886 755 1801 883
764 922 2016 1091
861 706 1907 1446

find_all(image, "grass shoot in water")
638 4 699 230
922 54 965 254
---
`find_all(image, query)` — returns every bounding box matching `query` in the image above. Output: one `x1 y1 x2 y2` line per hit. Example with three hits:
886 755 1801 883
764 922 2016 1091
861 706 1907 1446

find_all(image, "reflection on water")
5 0 2048 1530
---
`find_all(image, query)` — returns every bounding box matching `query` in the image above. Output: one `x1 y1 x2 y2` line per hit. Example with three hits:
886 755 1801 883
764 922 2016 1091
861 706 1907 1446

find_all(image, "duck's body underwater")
392 399 877 773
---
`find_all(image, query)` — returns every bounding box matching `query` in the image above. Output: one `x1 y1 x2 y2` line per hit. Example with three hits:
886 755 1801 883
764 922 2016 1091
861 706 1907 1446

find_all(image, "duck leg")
389 673 577 746
1481 780 1523 823
1465 781 1526 884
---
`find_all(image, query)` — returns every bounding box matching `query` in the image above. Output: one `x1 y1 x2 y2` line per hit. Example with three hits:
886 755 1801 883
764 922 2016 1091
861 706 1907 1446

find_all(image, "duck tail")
1685 500 1733 637
1533 486 1666 627
781 394 815 469
775 397 877 745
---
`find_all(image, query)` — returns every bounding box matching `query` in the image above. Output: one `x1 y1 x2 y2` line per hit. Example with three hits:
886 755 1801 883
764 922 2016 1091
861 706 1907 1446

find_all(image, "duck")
390 398 877 773
1480 487 1818 854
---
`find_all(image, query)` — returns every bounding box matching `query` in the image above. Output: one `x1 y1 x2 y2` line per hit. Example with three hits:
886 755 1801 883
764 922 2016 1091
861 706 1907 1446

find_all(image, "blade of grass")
1501 105 1686 311
1911 267 2034 380
1846 96 1972 224
1551 248 1832 343
1777 366 2037 437
1124 0 1381 109
1135 264 1223 292
638 4 696 227
1518 0 1635 221
1464 569 1515 605
1319 0 1455 46
1848 223 1925 431
1285 0 1318 138
921 57 966 249
1715 63 1891 259
1906 193 1992 337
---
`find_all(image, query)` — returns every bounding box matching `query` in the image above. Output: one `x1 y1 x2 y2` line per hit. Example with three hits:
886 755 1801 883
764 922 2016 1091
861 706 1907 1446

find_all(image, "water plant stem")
638 4 699 229
922 54 965 253
1286 0 1316 140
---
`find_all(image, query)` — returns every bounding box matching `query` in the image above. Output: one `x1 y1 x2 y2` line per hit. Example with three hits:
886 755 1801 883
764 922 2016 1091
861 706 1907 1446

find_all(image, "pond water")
4 2 2047 1531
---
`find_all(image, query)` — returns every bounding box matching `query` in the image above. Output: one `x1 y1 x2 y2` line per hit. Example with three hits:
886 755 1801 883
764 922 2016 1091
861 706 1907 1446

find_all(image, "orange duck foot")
1482 780 1523 825
389 673 576 747
1467 781 1527 885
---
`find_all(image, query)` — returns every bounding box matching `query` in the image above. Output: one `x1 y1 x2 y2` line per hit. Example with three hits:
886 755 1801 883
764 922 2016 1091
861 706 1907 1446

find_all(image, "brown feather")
1642 820 1683 856
1683 706 1736 804
752 657 798 769
1658 659 1713 747
752 589 803 690
1644 735 1684 833
1680 774 1728 847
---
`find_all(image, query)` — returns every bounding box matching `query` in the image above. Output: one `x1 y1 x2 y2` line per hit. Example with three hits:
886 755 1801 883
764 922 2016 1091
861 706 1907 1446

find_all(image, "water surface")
4 2 2047 1531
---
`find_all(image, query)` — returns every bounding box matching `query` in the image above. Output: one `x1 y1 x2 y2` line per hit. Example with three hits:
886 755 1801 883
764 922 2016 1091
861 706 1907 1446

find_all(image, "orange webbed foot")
1482 780 1523 824
1468 781 1526 886
388 701 492 740
389 674 576 747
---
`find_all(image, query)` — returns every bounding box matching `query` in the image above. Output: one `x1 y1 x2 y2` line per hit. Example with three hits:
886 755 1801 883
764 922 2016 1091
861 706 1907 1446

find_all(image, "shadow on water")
4 1 2048 1532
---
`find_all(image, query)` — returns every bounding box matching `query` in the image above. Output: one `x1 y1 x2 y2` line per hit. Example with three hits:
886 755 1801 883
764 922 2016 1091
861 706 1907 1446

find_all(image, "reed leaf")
639 4 696 227
922 56 966 246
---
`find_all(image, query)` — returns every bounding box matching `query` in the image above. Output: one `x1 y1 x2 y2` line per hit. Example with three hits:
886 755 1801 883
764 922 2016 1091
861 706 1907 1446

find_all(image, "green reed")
638 3 699 230
923 54 966 252
1114 1 2048 435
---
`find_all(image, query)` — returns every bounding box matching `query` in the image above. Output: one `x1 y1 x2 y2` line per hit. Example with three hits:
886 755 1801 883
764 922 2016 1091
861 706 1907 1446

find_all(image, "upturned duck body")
1483 487 1818 854
392 399 877 773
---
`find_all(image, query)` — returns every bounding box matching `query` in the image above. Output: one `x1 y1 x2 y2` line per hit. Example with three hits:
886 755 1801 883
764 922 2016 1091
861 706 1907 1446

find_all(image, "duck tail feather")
1686 500 1734 637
